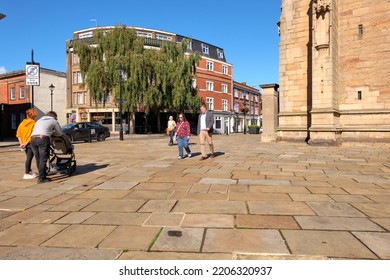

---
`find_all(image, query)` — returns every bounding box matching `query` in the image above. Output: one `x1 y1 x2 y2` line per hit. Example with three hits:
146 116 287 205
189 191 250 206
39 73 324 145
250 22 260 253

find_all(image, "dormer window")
202 43 209 55
217 48 224 59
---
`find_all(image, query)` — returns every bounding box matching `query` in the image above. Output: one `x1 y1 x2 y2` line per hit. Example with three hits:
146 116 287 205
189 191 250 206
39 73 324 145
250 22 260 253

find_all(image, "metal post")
49 84 55 112
50 92 53 111
243 96 247 134
119 69 124 141
31 50 35 108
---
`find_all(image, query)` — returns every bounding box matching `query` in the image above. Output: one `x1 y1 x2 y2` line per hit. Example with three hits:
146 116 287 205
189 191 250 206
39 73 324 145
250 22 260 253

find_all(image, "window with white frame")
222 84 228 93
206 97 214 110
156 34 172 41
10 87 16 100
73 92 77 105
206 61 213 71
234 89 238 97
202 43 209 55
77 72 83 84
222 99 228 111
73 53 79 64
191 78 197 89
206 81 214 91
19 86 25 99
222 65 228 74
137 31 152 38
187 41 193 50
77 92 86 104
99 92 111 103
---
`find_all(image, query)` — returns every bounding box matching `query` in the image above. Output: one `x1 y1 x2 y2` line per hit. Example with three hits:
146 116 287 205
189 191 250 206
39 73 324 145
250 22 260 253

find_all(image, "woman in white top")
167 116 176 145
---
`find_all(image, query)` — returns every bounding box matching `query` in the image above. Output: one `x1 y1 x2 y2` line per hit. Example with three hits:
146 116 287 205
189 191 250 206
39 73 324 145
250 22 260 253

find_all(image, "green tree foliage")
73 25 201 116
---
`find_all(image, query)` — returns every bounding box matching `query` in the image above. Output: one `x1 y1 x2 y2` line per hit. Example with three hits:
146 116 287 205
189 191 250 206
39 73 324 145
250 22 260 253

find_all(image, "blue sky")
0 0 281 87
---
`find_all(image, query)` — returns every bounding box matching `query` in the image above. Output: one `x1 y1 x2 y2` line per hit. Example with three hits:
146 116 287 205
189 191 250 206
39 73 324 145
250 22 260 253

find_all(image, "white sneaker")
177 156 183 159
188 153 192 158
23 172 37 179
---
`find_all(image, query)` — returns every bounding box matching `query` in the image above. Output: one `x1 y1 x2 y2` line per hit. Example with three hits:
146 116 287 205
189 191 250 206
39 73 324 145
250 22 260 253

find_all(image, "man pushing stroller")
30 111 63 184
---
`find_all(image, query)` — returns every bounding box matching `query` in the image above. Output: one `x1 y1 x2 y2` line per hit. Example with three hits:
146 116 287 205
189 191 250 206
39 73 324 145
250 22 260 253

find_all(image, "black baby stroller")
49 135 77 176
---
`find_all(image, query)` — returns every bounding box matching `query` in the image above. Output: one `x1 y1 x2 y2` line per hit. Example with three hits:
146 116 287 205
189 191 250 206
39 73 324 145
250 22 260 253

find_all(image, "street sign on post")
25 63 40 86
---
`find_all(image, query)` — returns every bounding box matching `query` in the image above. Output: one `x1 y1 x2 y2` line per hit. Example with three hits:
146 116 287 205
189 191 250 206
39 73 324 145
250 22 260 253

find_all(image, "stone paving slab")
181 214 234 228
124 190 174 200
295 216 384 231
138 200 177 212
0 246 121 260
48 198 97 212
351 202 390 218
84 212 150 225
82 199 145 212
42 224 116 248
93 181 139 190
307 202 366 217
151 227 204 252
248 202 316 215
173 200 247 214
236 215 300 229
0 197 47 212
352 232 390 259
23 211 68 224
118 251 232 260
371 218 390 231
0 223 67 246
202 229 289 254
99 226 161 250
143 213 184 227
54 212 96 224
282 230 378 259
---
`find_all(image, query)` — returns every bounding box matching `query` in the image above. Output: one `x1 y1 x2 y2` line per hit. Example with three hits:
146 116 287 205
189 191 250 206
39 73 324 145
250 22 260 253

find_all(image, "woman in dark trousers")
16 108 38 179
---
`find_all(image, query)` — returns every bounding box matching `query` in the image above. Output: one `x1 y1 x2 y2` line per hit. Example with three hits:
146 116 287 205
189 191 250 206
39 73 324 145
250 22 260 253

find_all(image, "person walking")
16 108 38 179
167 115 176 146
197 104 214 160
30 111 63 183
175 113 192 159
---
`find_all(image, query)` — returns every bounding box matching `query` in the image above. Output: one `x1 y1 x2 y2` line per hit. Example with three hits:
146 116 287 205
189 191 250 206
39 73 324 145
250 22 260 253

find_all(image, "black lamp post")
117 66 124 141
49 83 55 111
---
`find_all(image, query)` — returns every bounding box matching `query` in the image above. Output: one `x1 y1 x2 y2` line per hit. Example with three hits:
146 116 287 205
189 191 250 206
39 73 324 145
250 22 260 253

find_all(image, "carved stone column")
309 0 340 145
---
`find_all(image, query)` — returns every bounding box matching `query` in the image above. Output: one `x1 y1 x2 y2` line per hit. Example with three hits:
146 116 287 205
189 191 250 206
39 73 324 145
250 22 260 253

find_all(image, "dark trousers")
31 137 50 180
24 143 34 174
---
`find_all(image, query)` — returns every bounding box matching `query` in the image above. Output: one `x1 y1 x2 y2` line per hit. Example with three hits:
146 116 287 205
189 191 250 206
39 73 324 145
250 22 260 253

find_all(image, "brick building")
278 0 390 144
232 81 261 133
0 69 66 139
65 26 235 134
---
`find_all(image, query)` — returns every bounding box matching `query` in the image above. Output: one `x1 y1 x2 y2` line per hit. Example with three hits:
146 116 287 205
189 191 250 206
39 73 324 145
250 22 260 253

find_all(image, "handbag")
166 128 170 135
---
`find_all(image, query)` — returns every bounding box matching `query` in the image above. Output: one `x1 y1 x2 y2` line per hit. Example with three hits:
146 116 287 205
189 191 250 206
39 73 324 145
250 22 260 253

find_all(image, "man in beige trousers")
197 104 215 160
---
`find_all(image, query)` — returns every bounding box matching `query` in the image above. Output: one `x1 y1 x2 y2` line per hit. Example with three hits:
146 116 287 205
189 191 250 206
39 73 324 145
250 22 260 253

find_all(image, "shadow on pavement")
74 163 109 174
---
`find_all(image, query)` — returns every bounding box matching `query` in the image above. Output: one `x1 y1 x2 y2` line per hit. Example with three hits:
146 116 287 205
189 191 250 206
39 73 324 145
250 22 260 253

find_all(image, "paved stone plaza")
0 134 389 260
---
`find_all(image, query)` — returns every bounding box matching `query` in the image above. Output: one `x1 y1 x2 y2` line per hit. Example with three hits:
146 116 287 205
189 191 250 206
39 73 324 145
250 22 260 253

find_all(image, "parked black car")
61 122 110 142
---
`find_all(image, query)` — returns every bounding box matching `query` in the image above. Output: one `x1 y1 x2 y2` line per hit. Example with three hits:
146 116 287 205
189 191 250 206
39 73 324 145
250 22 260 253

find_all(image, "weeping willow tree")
159 39 201 113
73 25 201 133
